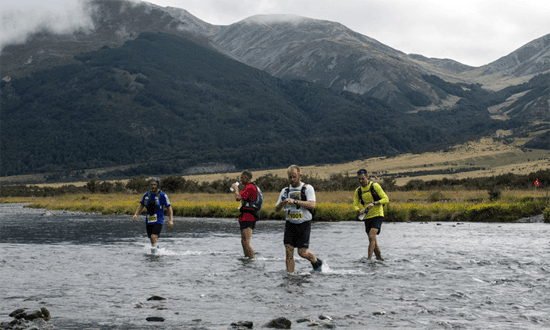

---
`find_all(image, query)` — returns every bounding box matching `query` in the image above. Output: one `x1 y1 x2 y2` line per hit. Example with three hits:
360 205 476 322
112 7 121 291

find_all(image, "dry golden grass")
181 136 549 186
4 189 536 206
6 136 549 188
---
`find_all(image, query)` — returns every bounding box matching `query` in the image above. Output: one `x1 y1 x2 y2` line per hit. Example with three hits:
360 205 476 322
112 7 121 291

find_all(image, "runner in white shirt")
275 165 323 273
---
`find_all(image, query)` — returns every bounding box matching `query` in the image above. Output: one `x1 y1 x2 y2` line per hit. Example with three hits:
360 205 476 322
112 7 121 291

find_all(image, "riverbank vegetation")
2 169 549 196
1 170 548 222
2 190 548 223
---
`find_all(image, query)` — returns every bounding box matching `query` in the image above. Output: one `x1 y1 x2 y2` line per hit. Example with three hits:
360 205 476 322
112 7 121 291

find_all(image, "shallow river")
1 203 550 329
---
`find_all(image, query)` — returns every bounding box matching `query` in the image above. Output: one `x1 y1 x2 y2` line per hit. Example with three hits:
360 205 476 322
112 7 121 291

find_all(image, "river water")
1 203 549 329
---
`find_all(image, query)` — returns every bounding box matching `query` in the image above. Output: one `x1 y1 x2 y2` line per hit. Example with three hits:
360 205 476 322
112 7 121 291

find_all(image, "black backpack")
357 182 381 206
144 190 165 215
284 183 315 218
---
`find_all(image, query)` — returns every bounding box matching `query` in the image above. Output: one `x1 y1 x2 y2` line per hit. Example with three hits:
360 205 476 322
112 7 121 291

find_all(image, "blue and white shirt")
140 191 171 225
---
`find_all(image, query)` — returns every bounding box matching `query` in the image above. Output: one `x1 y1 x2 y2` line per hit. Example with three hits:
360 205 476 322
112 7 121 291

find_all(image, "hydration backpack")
241 183 264 219
357 183 381 206
144 191 164 215
284 183 315 217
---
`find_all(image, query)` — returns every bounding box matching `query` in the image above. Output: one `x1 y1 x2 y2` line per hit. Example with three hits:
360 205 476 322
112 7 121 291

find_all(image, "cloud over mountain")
0 0 96 52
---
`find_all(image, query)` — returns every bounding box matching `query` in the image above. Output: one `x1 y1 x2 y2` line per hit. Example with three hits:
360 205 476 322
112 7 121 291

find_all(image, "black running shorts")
239 220 256 231
364 216 383 235
284 221 311 248
146 223 163 238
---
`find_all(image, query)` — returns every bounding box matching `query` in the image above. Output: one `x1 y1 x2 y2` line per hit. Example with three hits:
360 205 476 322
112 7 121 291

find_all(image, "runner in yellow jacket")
353 169 389 261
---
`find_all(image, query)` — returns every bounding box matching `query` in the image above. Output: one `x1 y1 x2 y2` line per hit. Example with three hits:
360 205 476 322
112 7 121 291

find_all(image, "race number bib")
288 212 303 220
147 216 157 223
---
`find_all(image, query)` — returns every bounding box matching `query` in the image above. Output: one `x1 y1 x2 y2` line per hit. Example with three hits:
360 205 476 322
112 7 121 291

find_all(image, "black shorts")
364 216 383 235
284 221 311 248
146 223 163 238
239 220 256 231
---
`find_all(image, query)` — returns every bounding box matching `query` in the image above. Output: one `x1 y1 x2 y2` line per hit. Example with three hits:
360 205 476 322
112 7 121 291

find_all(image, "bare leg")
297 248 317 264
241 228 255 259
285 244 295 273
367 228 379 260
374 243 383 261
150 234 158 245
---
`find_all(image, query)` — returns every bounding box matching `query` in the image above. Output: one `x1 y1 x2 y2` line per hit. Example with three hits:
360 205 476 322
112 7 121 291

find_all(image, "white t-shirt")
277 183 316 224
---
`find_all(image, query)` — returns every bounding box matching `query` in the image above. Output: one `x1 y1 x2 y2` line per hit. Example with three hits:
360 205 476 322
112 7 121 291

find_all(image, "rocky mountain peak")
482 33 550 77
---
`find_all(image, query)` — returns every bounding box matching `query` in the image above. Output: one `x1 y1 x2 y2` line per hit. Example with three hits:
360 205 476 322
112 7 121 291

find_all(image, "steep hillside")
188 12 549 125
2 0 547 124
0 32 500 177
0 0 547 180
208 15 453 111
481 33 550 77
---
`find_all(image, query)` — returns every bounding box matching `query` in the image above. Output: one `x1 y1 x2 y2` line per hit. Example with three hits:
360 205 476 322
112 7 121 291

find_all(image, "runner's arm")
133 204 144 221
374 184 390 205
297 185 316 211
275 190 287 212
167 206 173 227
292 199 315 210
232 182 241 201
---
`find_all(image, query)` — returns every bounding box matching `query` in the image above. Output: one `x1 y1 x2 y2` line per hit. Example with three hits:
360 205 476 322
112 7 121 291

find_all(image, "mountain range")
0 0 548 181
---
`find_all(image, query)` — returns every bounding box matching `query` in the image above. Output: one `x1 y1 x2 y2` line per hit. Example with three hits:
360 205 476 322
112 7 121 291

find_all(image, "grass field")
2 135 548 188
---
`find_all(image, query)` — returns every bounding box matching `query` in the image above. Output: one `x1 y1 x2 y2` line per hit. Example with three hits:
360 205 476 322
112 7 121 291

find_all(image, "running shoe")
312 259 323 272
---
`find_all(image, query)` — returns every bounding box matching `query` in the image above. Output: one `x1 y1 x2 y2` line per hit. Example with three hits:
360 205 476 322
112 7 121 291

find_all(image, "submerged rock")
147 295 166 301
2 307 52 330
146 317 165 322
7 310 25 318
515 214 544 223
265 317 291 329
230 320 253 329
1 318 31 330
9 307 51 321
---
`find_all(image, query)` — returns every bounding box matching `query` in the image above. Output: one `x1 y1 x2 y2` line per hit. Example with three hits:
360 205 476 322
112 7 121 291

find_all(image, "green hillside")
1 32 509 178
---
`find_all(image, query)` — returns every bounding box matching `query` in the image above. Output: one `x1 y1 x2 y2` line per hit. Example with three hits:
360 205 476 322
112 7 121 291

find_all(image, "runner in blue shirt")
132 178 173 253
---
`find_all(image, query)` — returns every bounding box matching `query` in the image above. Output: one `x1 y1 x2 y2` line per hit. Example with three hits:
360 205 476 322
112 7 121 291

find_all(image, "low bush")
543 206 550 223
2 169 549 197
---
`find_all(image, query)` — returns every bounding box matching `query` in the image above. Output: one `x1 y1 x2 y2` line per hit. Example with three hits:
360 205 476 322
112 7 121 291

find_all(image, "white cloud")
0 0 94 51
241 14 308 25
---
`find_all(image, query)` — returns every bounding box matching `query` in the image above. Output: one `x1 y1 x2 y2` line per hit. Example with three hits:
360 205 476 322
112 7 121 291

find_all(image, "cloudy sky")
1 0 549 67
